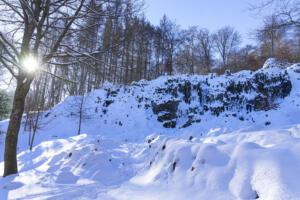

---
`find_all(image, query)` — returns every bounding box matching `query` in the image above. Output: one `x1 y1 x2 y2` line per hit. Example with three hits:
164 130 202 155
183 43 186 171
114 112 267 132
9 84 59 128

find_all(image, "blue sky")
144 0 264 44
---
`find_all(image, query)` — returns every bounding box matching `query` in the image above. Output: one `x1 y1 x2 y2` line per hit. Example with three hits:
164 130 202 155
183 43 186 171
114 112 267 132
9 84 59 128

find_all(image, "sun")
21 55 39 73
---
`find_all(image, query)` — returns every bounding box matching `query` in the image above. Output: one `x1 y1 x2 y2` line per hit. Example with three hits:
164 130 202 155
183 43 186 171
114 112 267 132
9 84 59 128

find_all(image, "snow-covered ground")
1 62 300 199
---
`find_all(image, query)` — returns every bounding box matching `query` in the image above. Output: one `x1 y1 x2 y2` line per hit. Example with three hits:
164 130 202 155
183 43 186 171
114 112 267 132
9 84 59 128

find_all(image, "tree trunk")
3 78 31 177
77 94 85 135
29 108 41 151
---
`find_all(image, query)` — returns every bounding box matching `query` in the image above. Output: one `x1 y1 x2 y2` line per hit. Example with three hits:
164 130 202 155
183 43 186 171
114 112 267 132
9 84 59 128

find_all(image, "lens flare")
21 55 39 73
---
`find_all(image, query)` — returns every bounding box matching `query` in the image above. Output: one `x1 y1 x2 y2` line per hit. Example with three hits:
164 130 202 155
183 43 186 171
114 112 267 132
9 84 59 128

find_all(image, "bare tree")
159 15 180 75
0 0 87 177
256 15 286 58
213 26 242 68
176 27 198 74
197 28 213 73
252 0 300 27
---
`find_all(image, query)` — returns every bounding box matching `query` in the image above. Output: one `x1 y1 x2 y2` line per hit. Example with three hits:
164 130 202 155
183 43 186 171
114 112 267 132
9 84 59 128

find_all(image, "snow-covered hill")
1 62 300 199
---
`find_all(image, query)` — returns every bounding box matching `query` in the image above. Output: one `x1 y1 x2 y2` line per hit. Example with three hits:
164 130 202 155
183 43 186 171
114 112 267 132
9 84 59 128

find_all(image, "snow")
1 62 300 199
263 58 291 69
2 129 300 199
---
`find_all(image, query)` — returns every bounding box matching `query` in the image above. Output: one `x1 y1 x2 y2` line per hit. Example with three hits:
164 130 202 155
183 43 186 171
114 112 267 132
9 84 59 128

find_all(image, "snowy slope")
2 128 300 200
1 62 300 199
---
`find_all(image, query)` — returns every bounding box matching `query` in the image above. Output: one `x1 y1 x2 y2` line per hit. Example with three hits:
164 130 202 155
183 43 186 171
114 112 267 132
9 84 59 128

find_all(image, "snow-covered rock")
263 58 290 69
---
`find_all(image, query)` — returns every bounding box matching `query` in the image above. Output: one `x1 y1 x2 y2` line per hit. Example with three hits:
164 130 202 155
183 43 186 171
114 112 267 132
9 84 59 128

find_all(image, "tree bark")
3 77 32 177
77 95 84 135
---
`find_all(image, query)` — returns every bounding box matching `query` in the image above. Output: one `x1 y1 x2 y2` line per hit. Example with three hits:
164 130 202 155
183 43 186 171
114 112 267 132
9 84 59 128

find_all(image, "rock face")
150 70 292 128
152 100 179 128
71 65 293 130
